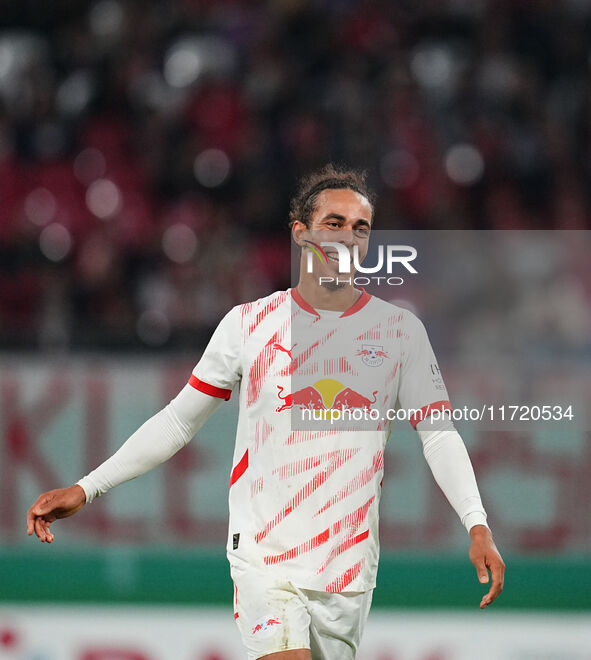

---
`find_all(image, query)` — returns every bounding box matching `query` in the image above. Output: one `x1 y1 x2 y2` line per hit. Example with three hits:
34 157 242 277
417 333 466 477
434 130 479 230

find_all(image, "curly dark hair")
288 164 376 228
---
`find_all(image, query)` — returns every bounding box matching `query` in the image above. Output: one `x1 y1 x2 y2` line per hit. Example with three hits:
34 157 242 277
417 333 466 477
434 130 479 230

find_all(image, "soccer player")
27 165 505 660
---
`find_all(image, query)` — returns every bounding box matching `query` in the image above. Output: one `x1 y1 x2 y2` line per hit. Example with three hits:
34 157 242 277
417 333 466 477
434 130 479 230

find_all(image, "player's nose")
334 227 355 246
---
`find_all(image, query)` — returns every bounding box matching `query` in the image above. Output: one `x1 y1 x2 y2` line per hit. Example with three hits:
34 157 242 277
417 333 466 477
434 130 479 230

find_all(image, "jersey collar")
291 287 371 319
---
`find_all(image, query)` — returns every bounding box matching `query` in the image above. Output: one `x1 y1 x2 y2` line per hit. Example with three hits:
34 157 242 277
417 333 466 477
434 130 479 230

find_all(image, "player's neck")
295 275 361 312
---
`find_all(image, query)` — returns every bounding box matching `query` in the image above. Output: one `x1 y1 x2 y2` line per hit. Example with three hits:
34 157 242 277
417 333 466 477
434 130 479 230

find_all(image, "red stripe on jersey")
246 291 289 336
409 400 452 428
247 331 279 407
188 375 232 400
317 497 374 574
285 430 339 446
254 418 274 454
233 585 239 618
384 361 400 390
315 450 383 515
273 451 342 480
341 289 371 317
247 333 277 404
290 328 336 377
385 312 404 340
323 356 357 377
230 449 249 486
244 298 292 408
356 322 381 341
291 287 320 318
247 317 293 409
326 559 364 593
250 476 263 498
352 529 369 544
263 527 330 566
255 448 359 543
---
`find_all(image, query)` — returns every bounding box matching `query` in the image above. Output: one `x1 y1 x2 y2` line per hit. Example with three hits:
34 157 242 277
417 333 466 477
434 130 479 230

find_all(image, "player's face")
295 188 373 280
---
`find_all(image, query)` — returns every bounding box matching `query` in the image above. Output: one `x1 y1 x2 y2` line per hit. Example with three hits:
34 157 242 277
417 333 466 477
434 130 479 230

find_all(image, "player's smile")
324 250 354 266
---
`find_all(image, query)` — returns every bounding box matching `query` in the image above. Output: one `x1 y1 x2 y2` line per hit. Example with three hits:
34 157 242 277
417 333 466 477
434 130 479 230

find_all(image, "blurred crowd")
1 0 591 351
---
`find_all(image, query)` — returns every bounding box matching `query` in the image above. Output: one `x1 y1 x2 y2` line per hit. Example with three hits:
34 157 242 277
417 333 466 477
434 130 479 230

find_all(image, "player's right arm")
27 305 243 543
27 386 224 542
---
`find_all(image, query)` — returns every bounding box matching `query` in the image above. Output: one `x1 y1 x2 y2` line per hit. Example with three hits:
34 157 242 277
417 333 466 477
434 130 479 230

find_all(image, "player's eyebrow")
322 213 371 227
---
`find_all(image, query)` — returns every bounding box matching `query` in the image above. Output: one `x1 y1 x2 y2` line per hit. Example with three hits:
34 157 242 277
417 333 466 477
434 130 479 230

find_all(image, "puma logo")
272 343 296 359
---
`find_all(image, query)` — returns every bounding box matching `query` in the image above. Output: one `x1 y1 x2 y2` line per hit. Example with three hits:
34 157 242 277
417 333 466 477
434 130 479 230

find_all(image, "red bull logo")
252 618 282 635
276 385 325 412
276 378 378 418
332 387 377 411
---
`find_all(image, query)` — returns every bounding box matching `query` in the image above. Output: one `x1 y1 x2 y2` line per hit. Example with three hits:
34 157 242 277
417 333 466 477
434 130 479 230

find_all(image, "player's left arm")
397 312 504 608
419 427 505 609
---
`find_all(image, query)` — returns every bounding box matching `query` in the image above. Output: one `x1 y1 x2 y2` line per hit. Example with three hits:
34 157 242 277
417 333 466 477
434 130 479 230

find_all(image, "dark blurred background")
2 0 591 352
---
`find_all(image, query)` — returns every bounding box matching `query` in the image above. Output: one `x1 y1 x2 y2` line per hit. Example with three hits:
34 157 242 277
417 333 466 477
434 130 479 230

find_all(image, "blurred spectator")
0 0 590 351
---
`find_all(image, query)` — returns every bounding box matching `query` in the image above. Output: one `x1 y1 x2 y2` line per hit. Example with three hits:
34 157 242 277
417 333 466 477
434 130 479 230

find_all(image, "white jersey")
190 288 451 592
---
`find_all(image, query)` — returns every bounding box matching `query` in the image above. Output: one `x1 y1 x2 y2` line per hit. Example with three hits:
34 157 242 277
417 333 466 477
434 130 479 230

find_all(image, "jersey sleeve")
396 312 452 428
190 305 242 400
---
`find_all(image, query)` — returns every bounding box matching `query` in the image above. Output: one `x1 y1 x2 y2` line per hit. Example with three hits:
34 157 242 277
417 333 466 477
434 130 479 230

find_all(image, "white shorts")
232 568 373 660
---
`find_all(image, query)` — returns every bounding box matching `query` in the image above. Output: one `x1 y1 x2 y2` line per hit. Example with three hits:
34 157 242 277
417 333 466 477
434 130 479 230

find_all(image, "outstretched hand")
469 525 505 609
27 485 87 543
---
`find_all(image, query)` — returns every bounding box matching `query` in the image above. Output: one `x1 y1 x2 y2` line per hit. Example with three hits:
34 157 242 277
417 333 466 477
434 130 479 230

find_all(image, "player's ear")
291 221 308 247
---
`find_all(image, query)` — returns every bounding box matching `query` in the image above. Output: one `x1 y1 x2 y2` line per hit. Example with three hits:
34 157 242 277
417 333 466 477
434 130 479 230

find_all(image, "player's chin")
319 263 351 285
321 279 347 292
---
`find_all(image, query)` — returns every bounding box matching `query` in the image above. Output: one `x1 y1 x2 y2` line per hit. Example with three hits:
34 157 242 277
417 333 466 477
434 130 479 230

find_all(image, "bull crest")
356 344 389 367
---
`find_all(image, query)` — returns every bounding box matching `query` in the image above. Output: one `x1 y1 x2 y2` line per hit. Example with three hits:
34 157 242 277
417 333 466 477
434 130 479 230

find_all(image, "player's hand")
469 525 505 609
26 485 86 543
